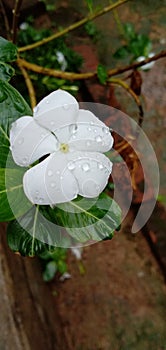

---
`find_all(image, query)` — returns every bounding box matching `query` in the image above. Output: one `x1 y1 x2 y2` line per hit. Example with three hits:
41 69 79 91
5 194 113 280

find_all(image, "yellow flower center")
60 143 69 153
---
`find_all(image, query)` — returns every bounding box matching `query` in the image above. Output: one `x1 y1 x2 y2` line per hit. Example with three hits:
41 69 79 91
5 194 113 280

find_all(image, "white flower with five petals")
10 90 113 205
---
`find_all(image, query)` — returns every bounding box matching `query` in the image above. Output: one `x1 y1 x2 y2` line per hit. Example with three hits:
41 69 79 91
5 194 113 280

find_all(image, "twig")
16 57 94 80
109 78 144 132
11 0 23 44
18 0 130 52
17 49 166 82
17 62 37 108
0 0 11 40
108 49 166 76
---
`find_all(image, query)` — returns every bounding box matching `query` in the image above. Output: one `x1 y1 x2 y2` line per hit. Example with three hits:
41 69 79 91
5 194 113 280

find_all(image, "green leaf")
113 46 129 59
85 0 93 12
43 261 57 282
0 79 32 167
7 218 49 256
57 260 67 274
0 168 32 221
97 64 108 85
0 62 15 81
44 193 121 243
123 23 136 41
0 36 17 62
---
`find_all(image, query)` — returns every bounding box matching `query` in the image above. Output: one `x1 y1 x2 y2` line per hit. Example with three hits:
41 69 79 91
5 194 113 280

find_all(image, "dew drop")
22 157 28 164
98 163 104 170
68 162 75 171
63 104 69 110
56 170 60 175
95 135 102 143
86 141 91 147
88 127 91 131
102 127 109 134
48 170 53 177
90 121 94 126
46 100 49 104
51 182 56 188
94 129 97 133
39 197 44 203
18 137 24 145
69 124 78 134
82 163 90 172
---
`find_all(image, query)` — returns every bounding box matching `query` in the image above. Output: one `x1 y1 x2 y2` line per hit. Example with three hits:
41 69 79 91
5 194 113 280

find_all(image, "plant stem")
18 0 130 52
0 0 11 40
17 49 166 81
17 63 37 108
11 0 23 44
108 77 144 131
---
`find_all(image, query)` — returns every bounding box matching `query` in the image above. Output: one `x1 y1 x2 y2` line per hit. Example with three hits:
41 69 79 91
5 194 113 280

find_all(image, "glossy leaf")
97 64 108 85
0 61 15 81
7 219 49 256
43 261 57 282
0 36 17 62
0 168 32 221
0 79 32 168
44 193 121 243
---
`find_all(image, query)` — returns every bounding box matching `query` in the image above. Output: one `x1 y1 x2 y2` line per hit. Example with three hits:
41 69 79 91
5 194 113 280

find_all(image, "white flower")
136 52 155 71
10 89 113 205
56 51 67 71
71 246 82 260
19 22 29 30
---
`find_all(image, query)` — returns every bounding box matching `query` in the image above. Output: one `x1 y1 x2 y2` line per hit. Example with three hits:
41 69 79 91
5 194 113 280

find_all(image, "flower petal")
66 151 112 198
34 89 79 133
10 116 59 166
67 109 113 152
23 153 79 205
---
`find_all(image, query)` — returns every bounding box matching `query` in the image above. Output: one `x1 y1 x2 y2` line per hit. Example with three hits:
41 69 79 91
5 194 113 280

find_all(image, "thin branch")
18 0 130 52
17 49 166 82
108 49 166 76
11 0 23 44
109 77 144 132
17 62 37 108
16 57 94 80
0 0 11 40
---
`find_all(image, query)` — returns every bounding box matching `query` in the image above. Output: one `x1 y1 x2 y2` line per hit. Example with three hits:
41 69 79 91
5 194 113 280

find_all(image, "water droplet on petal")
95 185 100 191
48 170 53 177
94 129 97 133
22 157 28 164
46 100 49 104
63 104 69 110
56 170 60 175
39 197 44 203
68 162 75 171
50 121 55 126
51 182 56 188
69 124 78 134
88 127 91 131
86 141 91 147
95 135 102 143
18 137 24 145
82 163 90 172
102 127 109 134
90 121 94 126
98 163 104 170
